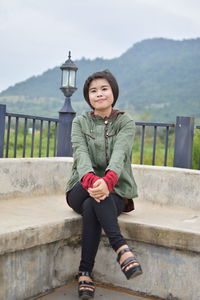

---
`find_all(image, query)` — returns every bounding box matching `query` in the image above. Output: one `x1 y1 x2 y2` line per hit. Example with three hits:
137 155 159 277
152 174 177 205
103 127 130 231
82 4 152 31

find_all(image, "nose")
97 89 102 97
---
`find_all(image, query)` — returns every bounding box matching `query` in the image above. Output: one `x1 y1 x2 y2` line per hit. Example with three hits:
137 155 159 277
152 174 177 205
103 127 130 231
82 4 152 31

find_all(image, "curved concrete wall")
0 157 200 209
0 157 200 300
133 165 200 210
0 157 72 199
0 157 199 209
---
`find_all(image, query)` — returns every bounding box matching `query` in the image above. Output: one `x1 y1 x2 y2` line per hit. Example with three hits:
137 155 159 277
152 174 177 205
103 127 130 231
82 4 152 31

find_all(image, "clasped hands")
88 178 109 203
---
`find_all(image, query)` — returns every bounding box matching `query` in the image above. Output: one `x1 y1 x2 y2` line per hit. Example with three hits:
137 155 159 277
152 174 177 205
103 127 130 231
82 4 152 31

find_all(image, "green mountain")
1 38 200 122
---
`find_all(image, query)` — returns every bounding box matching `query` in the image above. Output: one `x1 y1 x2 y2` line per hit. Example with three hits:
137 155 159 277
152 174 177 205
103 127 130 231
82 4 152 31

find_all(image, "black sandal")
78 271 95 300
117 247 143 280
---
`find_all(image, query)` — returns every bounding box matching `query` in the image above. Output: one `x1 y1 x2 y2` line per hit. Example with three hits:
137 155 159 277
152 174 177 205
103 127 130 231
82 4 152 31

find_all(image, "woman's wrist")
81 172 100 190
102 170 118 192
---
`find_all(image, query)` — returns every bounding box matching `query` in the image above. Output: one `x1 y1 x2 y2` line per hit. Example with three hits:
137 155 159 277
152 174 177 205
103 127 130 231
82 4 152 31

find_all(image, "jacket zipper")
104 120 109 166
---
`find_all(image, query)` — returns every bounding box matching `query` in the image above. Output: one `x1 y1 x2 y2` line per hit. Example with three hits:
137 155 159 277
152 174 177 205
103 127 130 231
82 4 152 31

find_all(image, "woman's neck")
94 107 112 118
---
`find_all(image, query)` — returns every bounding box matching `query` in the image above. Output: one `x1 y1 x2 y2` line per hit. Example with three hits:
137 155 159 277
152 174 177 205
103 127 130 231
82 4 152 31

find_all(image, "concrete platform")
1 158 200 300
1 194 200 299
0 194 200 255
37 281 159 300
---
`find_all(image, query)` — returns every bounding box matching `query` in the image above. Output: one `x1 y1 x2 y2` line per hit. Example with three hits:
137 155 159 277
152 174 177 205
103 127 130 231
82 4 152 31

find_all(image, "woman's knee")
82 197 94 213
66 182 89 214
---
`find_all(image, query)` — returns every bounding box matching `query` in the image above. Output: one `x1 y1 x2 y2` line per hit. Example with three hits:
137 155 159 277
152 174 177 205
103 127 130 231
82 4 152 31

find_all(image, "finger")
94 193 108 200
88 186 102 193
93 179 103 188
88 188 100 196
99 196 107 201
90 186 102 193
90 192 104 199
93 195 105 201
89 190 103 196
92 180 105 191
94 197 100 203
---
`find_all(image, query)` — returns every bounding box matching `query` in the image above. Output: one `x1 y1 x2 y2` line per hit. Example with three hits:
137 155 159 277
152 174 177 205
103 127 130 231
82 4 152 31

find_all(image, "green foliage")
132 125 200 169
132 126 174 167
192 129 200 169
4 121 57 158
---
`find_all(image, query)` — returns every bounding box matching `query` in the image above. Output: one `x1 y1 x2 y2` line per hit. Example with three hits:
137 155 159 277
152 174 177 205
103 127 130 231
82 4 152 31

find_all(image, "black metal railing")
135 121 175 166
0 104 199 169
4 112 58 158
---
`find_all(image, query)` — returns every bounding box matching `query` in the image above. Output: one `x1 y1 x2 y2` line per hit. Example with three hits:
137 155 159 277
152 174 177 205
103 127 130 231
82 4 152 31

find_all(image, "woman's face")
88 78 114 116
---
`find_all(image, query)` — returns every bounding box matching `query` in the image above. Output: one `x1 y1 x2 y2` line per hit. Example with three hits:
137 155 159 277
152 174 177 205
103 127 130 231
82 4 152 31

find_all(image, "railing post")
0 104 6 158
173 116 195 169
57 97 76 157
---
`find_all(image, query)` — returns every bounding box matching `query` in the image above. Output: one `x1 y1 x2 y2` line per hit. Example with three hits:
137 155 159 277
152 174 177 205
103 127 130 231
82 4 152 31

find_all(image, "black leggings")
67 182 127 273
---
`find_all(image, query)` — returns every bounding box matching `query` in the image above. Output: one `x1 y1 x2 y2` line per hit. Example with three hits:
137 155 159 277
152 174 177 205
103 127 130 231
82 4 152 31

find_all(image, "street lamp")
57 51 78 157
60 51 78 99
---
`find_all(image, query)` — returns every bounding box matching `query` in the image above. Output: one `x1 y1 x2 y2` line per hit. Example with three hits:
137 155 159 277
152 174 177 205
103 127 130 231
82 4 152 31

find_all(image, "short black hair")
83 70 119 109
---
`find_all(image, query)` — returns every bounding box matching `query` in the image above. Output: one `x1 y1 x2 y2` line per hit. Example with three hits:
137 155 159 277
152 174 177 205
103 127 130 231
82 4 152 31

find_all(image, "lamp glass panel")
69 70 76 87
62 69 70 87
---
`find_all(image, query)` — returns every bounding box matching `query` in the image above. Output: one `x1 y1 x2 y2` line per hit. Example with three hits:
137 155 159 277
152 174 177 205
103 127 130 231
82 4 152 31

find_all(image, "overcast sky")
0 0 200 92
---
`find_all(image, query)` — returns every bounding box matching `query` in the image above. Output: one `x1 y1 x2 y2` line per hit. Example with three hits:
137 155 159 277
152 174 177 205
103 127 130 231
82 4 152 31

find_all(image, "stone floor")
37 281 160 300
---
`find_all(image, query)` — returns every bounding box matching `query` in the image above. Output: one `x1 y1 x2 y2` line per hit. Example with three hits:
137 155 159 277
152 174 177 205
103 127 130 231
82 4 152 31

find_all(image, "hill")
0 38 200 122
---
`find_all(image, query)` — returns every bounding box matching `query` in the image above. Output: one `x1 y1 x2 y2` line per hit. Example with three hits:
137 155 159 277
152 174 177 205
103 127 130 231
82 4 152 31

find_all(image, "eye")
102 87 108 91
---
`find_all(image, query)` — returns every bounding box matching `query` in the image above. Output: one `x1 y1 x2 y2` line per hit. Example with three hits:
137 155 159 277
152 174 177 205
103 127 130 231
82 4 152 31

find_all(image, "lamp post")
57 51 78 157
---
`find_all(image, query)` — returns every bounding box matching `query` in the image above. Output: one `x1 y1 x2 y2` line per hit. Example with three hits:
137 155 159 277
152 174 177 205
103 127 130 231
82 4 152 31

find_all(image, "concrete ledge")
0 195 82 300
0 194 200 300
1 158 200 210
0 158 200 300
120 202 200 253
134 165 200 210
0 193 199 257
0 157 73 200
0 195 81 255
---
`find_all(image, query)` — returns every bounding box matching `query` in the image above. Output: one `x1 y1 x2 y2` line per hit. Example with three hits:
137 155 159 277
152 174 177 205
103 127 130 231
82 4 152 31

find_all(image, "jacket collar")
90 109 124 120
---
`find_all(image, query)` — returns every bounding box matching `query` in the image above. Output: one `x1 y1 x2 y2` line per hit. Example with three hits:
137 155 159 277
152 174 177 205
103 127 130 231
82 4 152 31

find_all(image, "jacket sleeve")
106 117 135 177
71 116 94 180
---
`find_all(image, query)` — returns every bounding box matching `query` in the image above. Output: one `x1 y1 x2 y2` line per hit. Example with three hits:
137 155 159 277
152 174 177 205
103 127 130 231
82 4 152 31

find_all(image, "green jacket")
66 110 138 205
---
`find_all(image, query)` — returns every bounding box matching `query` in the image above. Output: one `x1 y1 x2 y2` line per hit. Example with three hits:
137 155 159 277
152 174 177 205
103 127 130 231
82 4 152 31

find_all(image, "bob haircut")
83 70 119 109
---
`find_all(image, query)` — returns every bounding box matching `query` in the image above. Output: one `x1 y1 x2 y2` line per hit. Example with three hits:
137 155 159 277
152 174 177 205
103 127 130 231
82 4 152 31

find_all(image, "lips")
96 98 105 102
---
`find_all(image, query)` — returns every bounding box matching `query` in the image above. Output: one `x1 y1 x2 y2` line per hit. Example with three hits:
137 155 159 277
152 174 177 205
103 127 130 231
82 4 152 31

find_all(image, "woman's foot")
116 245 143 280
78 271 95 299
